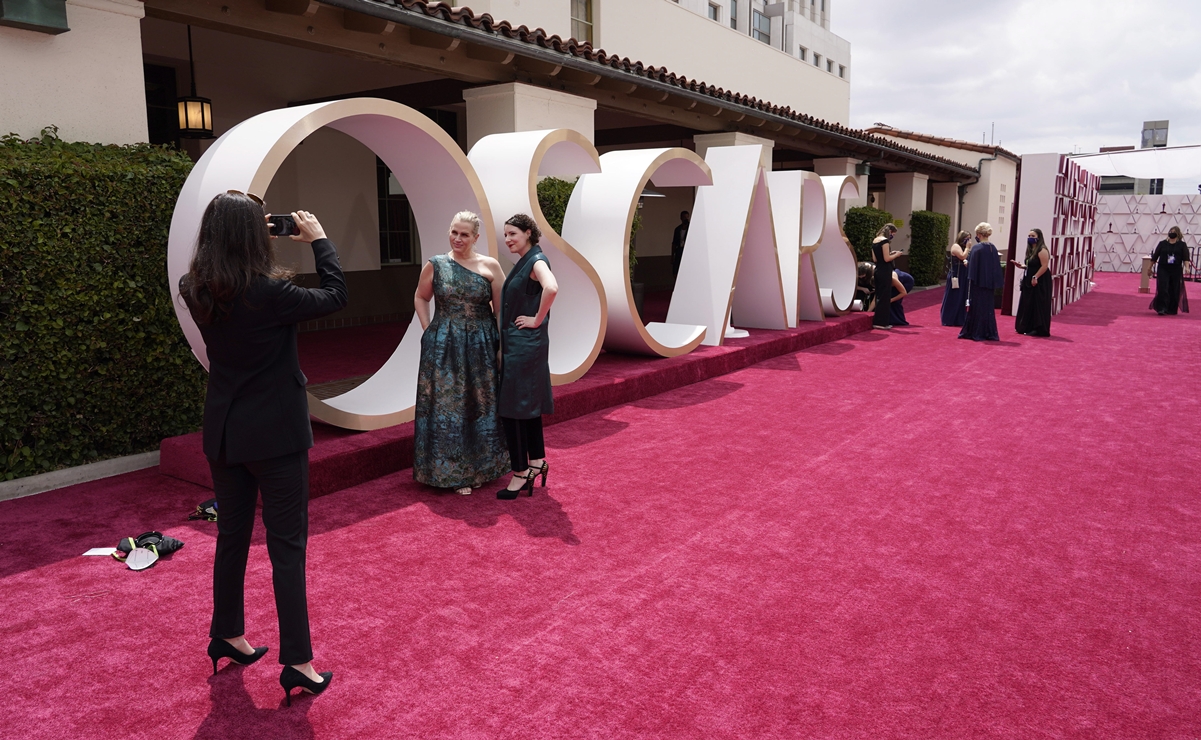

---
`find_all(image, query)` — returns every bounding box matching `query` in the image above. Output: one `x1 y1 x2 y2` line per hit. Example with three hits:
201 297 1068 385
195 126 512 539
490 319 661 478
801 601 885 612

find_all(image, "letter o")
167 98 497 430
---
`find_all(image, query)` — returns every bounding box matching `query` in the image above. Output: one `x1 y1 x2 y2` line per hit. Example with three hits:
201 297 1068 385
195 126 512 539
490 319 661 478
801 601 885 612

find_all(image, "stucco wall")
601 1 849 124
0 0 148 144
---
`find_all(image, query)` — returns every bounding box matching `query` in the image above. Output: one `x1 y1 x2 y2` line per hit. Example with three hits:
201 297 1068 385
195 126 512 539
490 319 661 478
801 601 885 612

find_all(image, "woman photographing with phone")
179 192 346 705
496 213 558 500
871 223 901 330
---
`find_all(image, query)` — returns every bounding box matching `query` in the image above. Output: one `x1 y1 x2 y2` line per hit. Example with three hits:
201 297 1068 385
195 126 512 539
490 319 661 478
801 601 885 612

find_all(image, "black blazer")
182 238 348 463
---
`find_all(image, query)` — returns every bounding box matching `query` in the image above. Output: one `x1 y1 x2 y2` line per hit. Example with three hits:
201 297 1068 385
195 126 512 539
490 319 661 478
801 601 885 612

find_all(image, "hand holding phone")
267 214 297 237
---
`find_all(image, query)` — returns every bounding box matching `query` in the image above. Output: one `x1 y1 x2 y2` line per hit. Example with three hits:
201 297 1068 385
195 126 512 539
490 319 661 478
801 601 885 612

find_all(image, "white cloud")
835 0 1201 159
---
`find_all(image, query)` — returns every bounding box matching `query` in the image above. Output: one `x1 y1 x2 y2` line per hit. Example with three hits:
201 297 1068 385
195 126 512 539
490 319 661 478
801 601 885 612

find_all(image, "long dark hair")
1025 228 1048 263
179 192 291 325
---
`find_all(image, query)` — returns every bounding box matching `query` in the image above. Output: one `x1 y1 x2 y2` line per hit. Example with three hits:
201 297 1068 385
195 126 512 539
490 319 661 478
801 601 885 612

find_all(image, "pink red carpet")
2 274 1197 738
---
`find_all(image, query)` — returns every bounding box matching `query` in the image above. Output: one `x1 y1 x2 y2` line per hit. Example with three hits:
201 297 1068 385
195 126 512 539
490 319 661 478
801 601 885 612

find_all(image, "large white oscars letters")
168 98 858 431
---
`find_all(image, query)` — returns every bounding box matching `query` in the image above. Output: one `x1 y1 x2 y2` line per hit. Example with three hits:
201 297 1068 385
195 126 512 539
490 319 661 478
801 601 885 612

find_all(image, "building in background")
864 124 1019 252
3 0 984 329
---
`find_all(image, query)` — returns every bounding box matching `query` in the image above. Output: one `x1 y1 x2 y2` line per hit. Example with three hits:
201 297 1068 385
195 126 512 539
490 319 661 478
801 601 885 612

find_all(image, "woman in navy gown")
940 230 972 326
958 222 1004 342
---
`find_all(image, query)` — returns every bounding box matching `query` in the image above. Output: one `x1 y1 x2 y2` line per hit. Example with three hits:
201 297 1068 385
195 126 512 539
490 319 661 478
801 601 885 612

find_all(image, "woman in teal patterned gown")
413 212 509 494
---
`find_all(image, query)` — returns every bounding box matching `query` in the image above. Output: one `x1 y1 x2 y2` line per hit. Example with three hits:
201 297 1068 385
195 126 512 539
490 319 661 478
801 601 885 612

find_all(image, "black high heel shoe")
207 638 268 675
280 666 334 706
497 469 535 500
529 460 549 487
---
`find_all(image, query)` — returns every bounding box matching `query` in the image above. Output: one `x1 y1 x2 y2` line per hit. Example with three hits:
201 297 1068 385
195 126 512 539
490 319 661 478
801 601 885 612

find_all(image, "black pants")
501 416 545 473
208 449 312 666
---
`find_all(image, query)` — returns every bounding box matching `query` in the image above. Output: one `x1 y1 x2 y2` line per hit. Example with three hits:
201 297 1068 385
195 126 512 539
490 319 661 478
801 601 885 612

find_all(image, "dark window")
730 0 738 29
144 63 179 148
752 9 770 43
1149 179 1164 195
377 158 418 265
708 3 719 20
376 108 458 265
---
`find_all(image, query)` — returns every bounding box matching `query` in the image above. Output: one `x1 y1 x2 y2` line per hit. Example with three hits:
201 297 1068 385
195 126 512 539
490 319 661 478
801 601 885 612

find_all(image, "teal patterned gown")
413 255 509 488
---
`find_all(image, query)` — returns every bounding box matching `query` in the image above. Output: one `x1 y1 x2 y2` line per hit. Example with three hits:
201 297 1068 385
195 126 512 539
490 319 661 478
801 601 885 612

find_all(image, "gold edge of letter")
529 131 609 386
308 392 415 431
631 150 709 358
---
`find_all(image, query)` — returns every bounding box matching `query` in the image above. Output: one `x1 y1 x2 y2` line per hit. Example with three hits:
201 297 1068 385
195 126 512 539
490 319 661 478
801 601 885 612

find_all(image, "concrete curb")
0 451 160 503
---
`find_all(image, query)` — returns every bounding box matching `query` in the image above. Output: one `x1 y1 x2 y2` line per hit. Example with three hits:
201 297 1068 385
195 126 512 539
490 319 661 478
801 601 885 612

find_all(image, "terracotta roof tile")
865 124 1020 161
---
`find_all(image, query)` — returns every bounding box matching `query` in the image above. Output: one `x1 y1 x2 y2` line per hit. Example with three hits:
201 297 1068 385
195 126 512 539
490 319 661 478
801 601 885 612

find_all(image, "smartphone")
268 214 297 237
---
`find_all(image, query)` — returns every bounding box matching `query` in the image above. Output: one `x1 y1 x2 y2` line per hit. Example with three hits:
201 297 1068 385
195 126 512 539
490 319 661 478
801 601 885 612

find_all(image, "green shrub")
0 127 204 480
536 176 641 274
909 210 952 286
843 206 893 262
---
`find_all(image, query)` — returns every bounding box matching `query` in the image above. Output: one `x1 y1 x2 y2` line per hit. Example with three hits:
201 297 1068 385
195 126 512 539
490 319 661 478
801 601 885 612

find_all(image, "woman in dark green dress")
413 212 509 495
497 213 559 500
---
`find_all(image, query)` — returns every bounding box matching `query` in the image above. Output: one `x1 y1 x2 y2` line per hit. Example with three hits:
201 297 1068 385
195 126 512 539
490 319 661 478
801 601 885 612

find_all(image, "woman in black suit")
179 192 347 705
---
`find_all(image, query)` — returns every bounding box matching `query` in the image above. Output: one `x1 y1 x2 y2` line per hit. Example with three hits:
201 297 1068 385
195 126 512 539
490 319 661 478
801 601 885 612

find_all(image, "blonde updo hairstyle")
975 222 993 239
450 210 482 236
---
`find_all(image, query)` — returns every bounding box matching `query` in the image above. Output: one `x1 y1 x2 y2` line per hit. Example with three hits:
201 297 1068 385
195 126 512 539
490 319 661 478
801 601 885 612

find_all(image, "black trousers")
501 415 545 473
208 449 313 666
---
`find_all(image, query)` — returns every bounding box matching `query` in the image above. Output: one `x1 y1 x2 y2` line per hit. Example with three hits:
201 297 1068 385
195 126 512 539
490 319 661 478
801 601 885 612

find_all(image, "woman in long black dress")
940 230 972 326
497 213 559 500
857 262 910 324
1014 228 1052 336
958 222 1004 342
871 223 901 329
1150 226 1191 315
413 211 509 495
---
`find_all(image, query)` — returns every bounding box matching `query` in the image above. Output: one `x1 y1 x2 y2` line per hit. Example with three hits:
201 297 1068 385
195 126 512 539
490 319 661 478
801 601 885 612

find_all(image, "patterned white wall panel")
1095 195 1201 272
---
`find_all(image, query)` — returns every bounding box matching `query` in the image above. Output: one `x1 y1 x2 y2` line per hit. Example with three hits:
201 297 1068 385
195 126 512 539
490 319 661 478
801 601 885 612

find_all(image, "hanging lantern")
176 26 214 139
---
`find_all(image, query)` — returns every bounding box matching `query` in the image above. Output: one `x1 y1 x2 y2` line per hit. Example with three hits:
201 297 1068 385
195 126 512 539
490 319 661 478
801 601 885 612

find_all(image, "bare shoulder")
477 254 503 280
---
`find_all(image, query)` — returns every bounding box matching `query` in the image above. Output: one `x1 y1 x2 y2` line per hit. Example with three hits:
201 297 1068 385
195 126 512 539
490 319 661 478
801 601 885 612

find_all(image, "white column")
0 0 147 144
813 157 867 219
883 172 928 253
930 182 960 239
693 132 774 171
462 82 597 150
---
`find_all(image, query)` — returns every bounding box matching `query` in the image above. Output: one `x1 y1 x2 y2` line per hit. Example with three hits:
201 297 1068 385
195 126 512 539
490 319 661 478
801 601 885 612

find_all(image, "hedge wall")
909 210 952 286
536 176 640 273
843 206 894 262
0 128 204 480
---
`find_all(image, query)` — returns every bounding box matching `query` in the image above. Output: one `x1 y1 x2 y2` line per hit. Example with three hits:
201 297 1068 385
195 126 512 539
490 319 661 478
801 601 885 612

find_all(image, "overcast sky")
833 0 1201 159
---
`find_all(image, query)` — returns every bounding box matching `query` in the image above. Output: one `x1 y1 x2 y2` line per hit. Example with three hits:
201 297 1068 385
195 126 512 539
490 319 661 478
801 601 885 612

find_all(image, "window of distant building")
813 53 821 67
752 9 770 43
799 46 807 61
708 3 720 20
826 59 834 73
729 0 738 29
1149 179 1164 195
571 0 593 44
838 64 845 78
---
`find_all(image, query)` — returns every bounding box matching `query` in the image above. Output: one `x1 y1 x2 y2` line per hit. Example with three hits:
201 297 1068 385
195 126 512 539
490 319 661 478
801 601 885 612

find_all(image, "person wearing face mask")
1014 228 1053 336
871 223 901 329
958 222 1004 342
413 211 509 495
1149 226 1191 315
497 213 558 500
940 230 972 326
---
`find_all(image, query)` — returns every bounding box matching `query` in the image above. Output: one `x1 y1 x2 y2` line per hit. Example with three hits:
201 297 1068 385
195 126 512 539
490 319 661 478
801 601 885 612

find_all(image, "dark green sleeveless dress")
413 255 509 488
499 246 554 419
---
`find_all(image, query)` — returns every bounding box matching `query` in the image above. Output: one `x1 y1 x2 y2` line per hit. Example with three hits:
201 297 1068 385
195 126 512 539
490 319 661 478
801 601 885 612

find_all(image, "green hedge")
0 128 204 480
843 206 893 262
909 210 952 286
536 176 640 274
